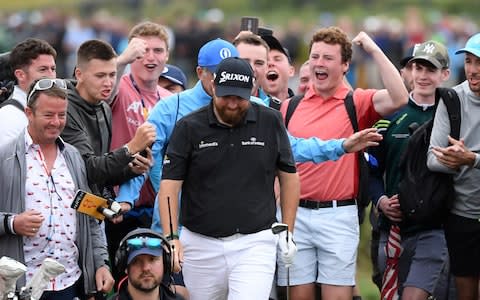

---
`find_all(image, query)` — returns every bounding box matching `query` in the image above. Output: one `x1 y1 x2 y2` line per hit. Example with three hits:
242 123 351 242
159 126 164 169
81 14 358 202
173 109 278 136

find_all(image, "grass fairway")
358 207 381 300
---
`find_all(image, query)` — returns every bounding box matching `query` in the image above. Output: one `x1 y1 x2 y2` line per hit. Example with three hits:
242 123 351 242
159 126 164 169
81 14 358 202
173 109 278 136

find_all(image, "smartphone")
258 27 273 36
240 17 259 34
139 145 152 158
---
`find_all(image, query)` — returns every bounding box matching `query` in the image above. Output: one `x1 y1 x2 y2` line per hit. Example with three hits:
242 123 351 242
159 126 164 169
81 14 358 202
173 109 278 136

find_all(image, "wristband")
4 214 13 235
165 233 179 241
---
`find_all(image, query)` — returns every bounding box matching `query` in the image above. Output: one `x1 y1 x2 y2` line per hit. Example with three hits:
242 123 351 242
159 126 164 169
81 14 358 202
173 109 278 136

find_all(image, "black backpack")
285 91 371 211
0 51 18 110
397 87 461 226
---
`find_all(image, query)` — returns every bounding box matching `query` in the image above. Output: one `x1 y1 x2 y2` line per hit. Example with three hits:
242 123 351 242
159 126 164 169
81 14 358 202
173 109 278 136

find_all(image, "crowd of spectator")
0 6 477 88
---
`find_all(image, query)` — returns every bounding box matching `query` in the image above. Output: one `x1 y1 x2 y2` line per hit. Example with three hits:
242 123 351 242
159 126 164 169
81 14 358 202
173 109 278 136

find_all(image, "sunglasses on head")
127 236 163 251
27 78 67 104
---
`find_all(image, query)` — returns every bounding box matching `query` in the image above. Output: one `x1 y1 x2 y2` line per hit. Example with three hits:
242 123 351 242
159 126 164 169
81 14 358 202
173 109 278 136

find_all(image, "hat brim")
455 48 480 58
127 248 162 265
408 56 443 69
160 75 184 87
202 65 218 73
215 86 251 100
261 35 291 63
399 56 413 68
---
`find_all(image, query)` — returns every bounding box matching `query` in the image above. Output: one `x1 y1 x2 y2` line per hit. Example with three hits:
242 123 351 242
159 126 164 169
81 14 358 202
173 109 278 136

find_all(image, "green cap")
408 40 449 69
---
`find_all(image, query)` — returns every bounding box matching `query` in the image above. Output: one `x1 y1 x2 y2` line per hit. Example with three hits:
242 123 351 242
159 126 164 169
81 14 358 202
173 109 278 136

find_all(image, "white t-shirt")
0 86 27 145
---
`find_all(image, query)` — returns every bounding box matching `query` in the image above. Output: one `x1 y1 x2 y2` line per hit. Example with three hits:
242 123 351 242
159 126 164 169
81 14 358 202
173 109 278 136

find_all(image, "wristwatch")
122 144 135 158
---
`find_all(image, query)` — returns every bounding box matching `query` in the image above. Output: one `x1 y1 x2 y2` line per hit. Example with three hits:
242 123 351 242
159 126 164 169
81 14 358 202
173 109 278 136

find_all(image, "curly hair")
309 26 352 64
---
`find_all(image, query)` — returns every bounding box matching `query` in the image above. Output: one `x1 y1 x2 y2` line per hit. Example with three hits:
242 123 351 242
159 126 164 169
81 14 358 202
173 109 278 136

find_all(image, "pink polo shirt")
281 83 379 201
110 74 172 151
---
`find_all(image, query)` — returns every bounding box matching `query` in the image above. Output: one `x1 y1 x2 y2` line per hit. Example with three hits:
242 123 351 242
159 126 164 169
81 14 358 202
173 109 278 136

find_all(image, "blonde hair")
128 21 169 50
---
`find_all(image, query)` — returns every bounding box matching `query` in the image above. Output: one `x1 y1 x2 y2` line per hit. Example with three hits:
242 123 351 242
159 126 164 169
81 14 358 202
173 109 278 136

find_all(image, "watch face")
123 145 132 156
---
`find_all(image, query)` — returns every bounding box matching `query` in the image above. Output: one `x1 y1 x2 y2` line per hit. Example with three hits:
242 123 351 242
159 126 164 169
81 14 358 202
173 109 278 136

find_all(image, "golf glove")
278 230 297 267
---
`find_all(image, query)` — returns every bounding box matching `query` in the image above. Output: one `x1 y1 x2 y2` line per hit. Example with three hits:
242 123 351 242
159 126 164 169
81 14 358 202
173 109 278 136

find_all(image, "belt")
217 233 246 241
299 198 356 209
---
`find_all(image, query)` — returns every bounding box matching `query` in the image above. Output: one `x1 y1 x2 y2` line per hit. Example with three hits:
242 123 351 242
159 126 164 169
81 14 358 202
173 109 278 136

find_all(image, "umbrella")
381 225 402 300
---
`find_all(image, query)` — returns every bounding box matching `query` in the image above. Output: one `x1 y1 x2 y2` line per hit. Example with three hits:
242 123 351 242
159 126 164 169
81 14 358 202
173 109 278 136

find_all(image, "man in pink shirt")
106 21 172 285
110 21 172 151
276 27 408 300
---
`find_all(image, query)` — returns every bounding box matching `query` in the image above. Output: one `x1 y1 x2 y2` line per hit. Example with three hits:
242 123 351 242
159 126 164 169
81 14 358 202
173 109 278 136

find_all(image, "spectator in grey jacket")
427 32 480 300
0 78 114 299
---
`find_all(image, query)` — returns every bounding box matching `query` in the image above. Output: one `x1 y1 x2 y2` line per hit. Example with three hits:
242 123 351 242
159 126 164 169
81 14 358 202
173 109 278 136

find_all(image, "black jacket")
62 80 137 195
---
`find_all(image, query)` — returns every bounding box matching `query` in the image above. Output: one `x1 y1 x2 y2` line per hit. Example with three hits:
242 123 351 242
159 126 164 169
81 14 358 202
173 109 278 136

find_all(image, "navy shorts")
445 213 480 277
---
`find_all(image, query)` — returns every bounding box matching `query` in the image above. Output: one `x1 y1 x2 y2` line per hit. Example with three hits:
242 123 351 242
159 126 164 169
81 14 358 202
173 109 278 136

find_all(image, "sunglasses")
27 78 67 103
127 237 163 251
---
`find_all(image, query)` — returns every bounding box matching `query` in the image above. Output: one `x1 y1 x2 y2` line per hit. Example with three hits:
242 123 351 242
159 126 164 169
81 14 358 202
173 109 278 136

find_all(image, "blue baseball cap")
198 38 239 72
160 64 188 90
127 247 162 265
455 33 480 58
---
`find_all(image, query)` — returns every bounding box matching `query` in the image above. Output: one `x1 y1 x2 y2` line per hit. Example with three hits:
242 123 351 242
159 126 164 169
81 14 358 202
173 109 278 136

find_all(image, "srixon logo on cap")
219 71 250 84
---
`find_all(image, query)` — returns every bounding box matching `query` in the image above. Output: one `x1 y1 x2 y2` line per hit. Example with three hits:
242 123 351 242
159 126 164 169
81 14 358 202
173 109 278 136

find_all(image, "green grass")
357 206 381 300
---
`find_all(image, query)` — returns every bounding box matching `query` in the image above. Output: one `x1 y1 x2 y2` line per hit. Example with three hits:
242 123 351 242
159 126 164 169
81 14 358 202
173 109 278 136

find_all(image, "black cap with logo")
214 57 254 100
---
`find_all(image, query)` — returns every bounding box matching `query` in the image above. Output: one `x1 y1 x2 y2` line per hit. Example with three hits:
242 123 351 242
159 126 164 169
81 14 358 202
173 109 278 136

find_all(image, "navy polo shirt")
162 101 296 237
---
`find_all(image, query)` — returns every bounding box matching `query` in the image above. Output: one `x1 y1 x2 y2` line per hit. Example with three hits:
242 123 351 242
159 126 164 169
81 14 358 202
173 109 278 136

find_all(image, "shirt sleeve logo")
163 155 171 165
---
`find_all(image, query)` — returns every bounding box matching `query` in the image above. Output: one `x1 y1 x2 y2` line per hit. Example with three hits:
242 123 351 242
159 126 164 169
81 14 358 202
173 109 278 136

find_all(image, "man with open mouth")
261 34 295 103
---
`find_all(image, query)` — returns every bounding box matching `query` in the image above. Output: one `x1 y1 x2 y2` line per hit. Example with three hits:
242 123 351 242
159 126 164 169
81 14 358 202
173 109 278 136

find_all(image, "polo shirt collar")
24 130 66 153
304 82 351 101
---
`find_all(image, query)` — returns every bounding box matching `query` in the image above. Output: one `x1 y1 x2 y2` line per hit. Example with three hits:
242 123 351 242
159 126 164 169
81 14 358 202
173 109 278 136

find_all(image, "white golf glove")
277 230 297 267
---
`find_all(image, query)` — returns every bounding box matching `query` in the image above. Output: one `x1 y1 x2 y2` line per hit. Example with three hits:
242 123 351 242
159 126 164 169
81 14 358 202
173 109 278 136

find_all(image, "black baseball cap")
261 35 292 64
399 45 415 68
214 57 254 100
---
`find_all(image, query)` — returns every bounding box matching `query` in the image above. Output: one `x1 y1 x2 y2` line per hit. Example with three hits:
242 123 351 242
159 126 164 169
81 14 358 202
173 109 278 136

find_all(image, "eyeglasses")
27 78 67 103
127 237 163 251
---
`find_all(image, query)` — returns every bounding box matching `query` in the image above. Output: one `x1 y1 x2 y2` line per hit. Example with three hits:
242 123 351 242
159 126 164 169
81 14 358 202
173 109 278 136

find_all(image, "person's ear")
441 68 451 82
74 67 82 81
14 69 25 83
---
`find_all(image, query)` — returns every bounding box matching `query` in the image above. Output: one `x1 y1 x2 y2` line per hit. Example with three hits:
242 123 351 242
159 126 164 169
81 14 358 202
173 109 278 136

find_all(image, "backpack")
0 52 18 110
397 87 461 226
285 91 371 211
0 96 23 111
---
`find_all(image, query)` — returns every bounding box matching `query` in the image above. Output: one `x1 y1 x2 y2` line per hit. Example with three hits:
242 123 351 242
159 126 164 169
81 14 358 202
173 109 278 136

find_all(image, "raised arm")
352 31 408 117
109 37 148 103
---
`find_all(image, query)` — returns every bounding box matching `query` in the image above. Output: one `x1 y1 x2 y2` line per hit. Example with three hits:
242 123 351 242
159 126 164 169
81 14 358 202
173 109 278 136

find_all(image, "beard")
129 272 161 293
213 99 249 126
